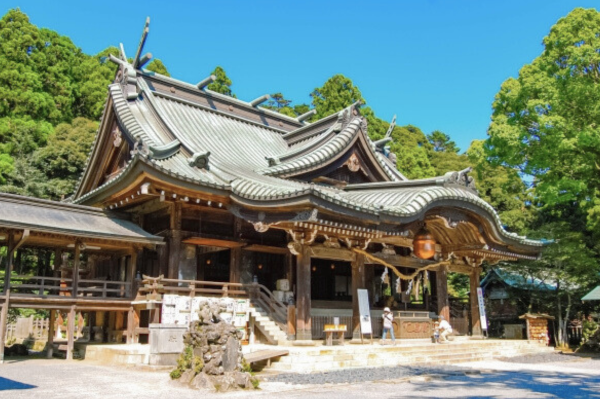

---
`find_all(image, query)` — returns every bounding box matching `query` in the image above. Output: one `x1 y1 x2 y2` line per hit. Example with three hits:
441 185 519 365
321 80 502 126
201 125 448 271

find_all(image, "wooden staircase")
249 306 288 345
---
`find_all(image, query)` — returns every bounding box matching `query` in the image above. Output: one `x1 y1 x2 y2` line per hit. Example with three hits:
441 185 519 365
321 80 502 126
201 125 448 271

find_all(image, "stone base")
182 371 253 392
148 353 179 366
292 340 317 346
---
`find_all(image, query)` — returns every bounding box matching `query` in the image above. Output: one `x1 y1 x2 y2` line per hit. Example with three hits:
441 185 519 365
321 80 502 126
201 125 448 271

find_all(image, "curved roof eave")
73 154 231 206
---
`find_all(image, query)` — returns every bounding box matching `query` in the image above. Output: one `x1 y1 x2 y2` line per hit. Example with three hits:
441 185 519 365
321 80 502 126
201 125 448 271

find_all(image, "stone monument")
170 299 257 391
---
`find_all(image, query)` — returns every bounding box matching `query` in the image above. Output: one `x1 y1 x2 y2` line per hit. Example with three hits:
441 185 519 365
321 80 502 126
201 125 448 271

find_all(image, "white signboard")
476 287 488 331
357 289 372 335
161 295 250 326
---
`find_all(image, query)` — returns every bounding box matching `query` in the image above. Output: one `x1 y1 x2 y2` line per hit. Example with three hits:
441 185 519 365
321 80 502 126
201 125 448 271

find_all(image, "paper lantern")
413 227 436 259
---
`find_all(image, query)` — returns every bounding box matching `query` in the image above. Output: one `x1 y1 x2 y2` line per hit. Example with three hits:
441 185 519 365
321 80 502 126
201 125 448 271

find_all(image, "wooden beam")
244 244 289 255
182 237 245 249
447 263 474 275
366 252 435 268
309 245 355 262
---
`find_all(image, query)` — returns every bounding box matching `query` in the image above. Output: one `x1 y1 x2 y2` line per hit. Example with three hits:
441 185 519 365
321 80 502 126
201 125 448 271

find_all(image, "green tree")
145 59 170 77
311 74 364 120
207 66 235 97
264 92 296 117
468 140 533 233
388 125 436 179
427 130 459 153
485 8 600 234
31 118 97 199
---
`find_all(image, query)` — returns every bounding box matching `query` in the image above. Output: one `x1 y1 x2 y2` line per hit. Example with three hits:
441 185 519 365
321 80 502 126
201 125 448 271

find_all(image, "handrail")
137 276 290 334
1 275 131 299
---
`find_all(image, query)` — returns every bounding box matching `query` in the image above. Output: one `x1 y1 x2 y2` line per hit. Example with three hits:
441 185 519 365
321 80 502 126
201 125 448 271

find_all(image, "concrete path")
0 355 599 398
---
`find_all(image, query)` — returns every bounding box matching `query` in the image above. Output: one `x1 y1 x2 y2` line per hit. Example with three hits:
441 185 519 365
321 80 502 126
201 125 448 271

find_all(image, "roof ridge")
140 73 303 127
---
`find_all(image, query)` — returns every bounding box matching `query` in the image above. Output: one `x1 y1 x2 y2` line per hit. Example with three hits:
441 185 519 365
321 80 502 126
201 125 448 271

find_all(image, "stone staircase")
263 339 555 373
248 306 288 345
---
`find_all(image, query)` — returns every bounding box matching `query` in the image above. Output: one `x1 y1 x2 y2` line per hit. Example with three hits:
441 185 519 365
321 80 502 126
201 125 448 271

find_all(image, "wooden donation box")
324 324 347 346
396 311 432 339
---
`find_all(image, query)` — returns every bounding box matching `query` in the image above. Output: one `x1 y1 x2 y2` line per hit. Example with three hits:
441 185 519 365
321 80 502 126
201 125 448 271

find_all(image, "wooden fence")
6 317 49 342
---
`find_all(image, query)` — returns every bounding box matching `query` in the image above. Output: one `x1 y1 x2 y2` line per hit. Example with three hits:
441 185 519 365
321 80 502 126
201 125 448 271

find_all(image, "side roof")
0 193 163 245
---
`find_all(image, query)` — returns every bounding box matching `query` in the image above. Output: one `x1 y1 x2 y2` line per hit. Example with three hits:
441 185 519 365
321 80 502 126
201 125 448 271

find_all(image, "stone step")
264 341 554 372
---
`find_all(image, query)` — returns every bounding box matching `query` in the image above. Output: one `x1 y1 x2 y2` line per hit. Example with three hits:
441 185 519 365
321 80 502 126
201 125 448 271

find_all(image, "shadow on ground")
0 376 36 391
394 368 600 399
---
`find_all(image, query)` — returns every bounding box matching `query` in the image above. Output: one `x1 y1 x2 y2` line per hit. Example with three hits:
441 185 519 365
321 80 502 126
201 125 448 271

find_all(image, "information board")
357 289 372 335
476 287 488 331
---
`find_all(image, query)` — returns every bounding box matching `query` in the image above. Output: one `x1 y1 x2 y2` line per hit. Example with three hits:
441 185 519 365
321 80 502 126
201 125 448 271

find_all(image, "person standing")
381 307 396 345
438 315 452 343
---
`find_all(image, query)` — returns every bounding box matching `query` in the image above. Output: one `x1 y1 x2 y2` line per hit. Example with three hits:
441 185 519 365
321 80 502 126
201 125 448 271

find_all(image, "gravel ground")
265 366 424 385
1 352 600 398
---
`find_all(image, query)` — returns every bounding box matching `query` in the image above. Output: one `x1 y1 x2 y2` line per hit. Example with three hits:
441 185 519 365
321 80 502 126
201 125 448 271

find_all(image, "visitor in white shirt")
438 315 452 343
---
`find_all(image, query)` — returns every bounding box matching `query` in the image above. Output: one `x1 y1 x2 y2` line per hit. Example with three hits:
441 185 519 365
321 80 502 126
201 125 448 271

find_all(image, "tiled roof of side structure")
0 193 163 244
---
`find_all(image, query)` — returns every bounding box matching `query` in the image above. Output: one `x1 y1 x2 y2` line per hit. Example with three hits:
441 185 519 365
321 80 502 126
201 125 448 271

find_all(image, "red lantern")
413 227 436 259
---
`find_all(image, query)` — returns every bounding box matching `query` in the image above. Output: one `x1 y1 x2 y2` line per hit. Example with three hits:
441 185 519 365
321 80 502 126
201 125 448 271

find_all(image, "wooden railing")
0 275 131 299
137 277 289 334
6 317 49 341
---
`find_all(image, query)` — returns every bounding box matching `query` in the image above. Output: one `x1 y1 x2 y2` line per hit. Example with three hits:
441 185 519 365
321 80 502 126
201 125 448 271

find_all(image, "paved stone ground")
1 352 600 398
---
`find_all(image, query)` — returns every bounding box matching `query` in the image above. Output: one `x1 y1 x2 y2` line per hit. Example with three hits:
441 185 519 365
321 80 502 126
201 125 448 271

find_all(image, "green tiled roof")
73 64 543 253
582 285 600 301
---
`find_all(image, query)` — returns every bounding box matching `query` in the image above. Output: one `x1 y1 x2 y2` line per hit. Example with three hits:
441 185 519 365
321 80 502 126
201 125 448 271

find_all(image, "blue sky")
3 1 598 152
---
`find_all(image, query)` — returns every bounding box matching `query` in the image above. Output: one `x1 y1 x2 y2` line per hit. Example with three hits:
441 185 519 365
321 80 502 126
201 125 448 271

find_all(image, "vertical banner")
357 289 372 334
476 287 488 331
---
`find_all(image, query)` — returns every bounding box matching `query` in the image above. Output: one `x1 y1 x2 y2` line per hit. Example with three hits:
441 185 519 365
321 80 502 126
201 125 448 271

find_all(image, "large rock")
172 300 255 392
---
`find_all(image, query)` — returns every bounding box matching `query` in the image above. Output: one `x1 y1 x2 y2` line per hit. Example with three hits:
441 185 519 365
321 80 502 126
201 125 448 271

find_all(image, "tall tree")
485 8 600 234
427 130 459 153
388 125 436 179
310 74 364 120
467 140 534 233
207 66 235 98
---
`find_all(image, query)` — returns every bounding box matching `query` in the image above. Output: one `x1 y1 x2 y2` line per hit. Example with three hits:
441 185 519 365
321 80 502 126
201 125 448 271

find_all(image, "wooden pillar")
126 307 135 344
470 267 483 337
229 247 242 284
365 262 374 306
295 244 312 341
53 249 62 277
66 306 76 360
0 232 15 364
351 253 365 339
128 248 139 298
72 241 81 297
47 310 56 359
285 252 294 286
436 265 449 321
168 202 182 279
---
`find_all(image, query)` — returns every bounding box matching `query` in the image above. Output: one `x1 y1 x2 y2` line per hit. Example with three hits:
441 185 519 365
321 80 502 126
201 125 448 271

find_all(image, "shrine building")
0 21 543 361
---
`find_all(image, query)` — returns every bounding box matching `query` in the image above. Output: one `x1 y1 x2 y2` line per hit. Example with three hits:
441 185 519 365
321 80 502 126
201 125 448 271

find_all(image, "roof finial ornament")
108 17 153 70
133 17 151 69
249 94 271 107
296 109 316 122
374 115 396 149
197 75 216 90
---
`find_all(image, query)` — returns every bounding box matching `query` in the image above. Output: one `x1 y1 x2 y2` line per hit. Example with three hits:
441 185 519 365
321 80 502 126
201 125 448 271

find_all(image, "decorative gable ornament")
131 135 150 157
188 152 211 170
